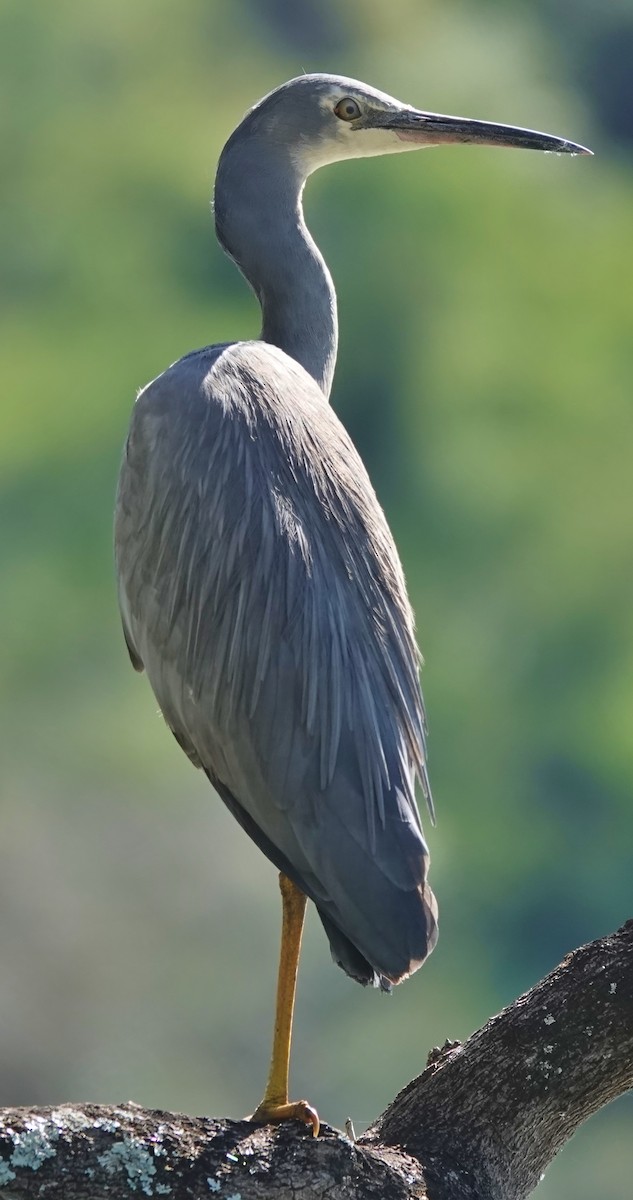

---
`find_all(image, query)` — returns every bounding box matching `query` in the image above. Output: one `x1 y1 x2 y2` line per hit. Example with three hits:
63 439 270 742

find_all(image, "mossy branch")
1 922 631 1200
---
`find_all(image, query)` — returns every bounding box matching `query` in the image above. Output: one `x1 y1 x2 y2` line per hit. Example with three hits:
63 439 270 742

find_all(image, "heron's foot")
250 1097 320 1137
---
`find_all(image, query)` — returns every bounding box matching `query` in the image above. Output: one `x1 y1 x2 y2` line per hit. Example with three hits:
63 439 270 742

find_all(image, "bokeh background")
1 1 632 1195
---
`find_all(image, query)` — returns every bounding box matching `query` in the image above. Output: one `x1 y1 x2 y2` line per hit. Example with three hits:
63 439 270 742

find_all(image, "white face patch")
293 124 417 176
292 91 432 177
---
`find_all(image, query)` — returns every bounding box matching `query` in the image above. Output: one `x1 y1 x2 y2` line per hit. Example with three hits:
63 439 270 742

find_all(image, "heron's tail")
316 880 438 989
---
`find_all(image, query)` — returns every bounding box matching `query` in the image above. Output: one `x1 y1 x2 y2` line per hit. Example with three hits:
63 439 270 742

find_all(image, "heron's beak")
385 109 592 156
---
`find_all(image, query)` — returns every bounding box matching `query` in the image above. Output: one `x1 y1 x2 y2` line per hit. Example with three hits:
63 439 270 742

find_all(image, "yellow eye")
334 97 362 122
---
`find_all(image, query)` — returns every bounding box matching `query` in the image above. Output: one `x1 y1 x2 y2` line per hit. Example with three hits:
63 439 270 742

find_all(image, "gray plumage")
117 335 435 987
115 74 588 988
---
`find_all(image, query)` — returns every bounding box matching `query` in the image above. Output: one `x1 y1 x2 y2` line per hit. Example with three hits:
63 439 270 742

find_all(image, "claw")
250 1098 320 1137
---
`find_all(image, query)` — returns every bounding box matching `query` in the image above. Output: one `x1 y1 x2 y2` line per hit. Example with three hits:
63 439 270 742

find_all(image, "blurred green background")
1 1 631 1195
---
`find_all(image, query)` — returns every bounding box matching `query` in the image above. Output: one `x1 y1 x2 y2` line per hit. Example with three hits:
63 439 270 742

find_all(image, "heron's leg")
250 873 319 1136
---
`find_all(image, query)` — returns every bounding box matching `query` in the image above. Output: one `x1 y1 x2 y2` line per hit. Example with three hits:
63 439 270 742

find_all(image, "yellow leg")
250 873 319 1136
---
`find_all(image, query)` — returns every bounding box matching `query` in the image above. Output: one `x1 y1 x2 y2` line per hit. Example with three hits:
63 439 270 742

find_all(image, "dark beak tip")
562 142 593 157
555 136 593 157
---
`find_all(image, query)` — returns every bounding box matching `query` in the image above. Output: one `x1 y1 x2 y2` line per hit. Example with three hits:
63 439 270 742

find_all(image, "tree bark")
1 921 631 1200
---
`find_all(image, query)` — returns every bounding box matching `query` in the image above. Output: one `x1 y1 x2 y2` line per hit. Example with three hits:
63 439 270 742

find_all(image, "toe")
250 1098 320 1137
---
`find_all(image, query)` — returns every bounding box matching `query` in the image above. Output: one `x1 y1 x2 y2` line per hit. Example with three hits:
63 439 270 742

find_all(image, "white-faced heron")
115 74 590 1135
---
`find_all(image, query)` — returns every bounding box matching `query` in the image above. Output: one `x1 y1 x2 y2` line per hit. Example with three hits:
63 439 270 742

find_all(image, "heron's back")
115 340 437 987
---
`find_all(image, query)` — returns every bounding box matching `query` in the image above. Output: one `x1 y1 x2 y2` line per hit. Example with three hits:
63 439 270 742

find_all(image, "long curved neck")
214 135 338 399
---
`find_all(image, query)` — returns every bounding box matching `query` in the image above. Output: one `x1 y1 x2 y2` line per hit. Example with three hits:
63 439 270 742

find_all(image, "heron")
114 74 590 1136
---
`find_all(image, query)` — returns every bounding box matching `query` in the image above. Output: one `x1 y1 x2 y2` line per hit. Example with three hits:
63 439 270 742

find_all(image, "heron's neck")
214 140 338 399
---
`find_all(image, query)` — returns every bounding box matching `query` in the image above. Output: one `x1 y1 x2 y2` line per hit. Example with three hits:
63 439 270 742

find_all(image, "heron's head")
235 73 590 178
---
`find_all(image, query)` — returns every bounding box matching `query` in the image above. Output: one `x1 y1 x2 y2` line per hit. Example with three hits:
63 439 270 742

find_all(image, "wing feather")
115 340 437 983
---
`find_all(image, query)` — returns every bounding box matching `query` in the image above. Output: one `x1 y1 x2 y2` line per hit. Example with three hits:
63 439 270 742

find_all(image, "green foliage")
1 3 631 1196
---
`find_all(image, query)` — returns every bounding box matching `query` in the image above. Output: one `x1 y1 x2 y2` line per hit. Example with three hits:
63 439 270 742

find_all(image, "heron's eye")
334 97 362 122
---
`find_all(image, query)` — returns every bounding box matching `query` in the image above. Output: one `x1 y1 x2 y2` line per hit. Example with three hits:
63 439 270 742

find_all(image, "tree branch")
1 922 631 1200
366 918 633 1199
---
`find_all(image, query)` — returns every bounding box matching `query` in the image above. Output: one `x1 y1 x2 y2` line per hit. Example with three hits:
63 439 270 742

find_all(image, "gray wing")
115 340 437 986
